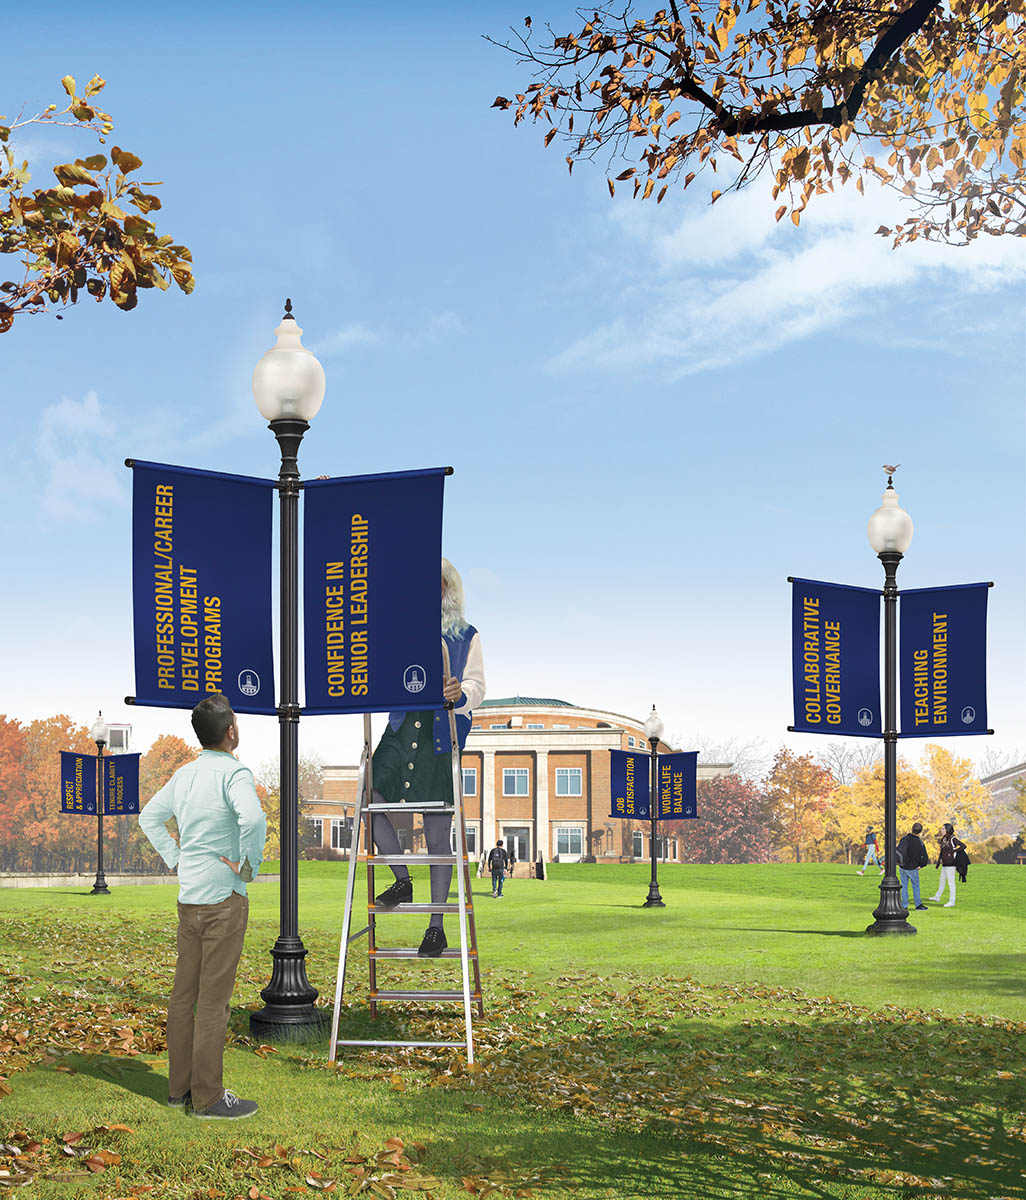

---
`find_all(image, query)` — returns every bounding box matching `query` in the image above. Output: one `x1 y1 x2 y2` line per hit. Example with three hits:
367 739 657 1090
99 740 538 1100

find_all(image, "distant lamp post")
643 705 665 908
250 299 329 1037
89 711 110 896
866 466 916 936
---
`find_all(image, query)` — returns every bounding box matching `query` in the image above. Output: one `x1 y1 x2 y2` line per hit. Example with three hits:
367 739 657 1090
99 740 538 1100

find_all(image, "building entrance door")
504 826 531 864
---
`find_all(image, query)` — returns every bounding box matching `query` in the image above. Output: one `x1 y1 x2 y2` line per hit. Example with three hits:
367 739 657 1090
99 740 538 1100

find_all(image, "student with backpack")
488 839 509 898
930 823 968 907
895 821 930 912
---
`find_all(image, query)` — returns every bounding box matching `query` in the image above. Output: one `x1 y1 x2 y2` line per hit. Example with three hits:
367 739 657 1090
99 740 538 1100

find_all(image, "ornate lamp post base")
249 937 330 1041
642 889 665 908
90 878 111 895
865 877 916 936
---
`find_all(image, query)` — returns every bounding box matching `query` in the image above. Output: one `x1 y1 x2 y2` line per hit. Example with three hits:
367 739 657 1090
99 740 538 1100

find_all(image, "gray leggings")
371 790 452 931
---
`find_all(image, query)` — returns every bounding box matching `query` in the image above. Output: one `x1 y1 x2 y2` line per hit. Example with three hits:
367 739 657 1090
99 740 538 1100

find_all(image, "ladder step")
370 989 483 1002
365 804 456 814
369 854 466 865
370 947 477 959
370 902 469 913
335 1039 465 1048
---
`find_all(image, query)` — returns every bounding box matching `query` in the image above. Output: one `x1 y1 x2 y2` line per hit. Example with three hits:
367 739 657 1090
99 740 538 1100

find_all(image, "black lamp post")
642 705 665 908
866 469 916 937
249 299 330 1036
89 711 110 895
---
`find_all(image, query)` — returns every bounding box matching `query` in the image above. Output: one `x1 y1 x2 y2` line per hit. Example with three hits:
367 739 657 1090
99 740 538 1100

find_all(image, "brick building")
313 697 731 865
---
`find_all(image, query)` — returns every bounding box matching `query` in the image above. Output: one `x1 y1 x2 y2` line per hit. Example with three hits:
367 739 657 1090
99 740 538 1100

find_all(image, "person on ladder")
369 558 486 956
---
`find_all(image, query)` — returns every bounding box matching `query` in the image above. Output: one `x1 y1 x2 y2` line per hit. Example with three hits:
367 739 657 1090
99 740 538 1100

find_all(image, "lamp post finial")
283 297 294 321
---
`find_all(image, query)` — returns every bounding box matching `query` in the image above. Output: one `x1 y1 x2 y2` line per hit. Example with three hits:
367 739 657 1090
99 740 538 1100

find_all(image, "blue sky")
2 0 1024 777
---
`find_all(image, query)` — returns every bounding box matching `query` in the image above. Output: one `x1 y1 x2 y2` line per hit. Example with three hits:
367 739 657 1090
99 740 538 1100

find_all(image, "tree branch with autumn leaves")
490 0 1026 245
0 75 194 333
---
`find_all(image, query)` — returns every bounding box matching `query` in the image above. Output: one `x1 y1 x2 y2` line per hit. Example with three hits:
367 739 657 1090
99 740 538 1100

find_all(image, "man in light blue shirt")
138 692 266 1120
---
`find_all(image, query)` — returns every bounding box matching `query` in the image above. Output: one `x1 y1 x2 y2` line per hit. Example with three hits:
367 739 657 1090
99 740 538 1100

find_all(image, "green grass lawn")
1 862 1025 1200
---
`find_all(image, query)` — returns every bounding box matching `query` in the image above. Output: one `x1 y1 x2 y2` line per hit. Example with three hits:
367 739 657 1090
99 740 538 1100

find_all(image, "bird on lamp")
882 464 901 485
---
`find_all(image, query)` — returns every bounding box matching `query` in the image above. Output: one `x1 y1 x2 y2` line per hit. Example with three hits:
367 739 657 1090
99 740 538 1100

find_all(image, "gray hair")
441 558 469 636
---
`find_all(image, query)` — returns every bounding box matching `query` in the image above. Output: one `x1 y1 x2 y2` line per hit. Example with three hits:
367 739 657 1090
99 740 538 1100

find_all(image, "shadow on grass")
46 1052 167 1105
256 986 1026 1200
721 928 867 938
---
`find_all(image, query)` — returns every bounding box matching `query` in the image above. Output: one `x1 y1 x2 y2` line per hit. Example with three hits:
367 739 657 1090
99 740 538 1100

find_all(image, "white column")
535 749 549 862
482 749 496 852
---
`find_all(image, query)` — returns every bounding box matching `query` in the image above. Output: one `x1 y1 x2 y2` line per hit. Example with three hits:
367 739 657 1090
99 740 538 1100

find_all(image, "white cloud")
36 391 126 521
554 179 1026 377
311 311 466 358
310 321 382 357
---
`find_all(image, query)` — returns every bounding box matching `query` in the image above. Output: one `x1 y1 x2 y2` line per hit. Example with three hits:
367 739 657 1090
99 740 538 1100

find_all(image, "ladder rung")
370 989 483 1002
365 803 456 814
370 902 469 913
335 1039 465 1048
369 854 466 865
370 947 477 959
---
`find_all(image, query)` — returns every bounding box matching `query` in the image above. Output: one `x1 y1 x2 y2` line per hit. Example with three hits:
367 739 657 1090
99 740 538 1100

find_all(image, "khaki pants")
167 891 248 1111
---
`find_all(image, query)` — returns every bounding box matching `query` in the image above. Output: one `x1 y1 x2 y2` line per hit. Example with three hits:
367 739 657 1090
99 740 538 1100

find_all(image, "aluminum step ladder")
329 645 484 1063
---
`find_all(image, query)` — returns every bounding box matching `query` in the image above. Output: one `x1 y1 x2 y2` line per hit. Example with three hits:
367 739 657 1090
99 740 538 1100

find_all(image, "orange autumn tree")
492 1 1026 244
764 746 835 862
19 715 97 873
0 716 28 870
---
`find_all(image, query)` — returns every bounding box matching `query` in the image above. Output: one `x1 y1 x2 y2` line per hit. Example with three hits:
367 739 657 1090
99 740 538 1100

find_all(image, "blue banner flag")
609 750 651 820
60 752 97 815
103 753 141 815
303 469 447 715
899 583 989 737
791 578 882 737
130 462 276 715
655 752 698 819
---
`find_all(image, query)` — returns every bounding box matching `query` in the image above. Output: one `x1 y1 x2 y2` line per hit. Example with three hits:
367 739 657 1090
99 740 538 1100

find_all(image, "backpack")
895 836 907 869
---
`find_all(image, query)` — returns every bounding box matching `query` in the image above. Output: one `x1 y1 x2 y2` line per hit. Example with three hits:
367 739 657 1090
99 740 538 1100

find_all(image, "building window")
503 768 529 796
331 818 352 850
553 724 570 730
555 767 582 797
555 827 583 856
526 723 544 730
451 822 479 856
632 830 644 858
490 723 508 730
108 726 131 752
308 817 323 845
462 767 477 796
627 736 635 748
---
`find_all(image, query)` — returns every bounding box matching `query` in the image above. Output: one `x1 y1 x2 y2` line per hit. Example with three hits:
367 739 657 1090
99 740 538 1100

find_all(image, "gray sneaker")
191 1089 258 1120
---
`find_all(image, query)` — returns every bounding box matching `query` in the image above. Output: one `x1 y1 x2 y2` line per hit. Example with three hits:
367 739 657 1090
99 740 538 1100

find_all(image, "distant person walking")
138 693 266 1120
930 823 967 907
896 821 930 912
857 826 883 875
488 839 509 897
507 846 517 882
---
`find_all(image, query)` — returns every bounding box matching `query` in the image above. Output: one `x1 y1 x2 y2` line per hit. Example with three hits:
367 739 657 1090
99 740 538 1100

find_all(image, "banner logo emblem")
858 708 873 727
238 670 261 697
961 706 976 724
404 665 426 694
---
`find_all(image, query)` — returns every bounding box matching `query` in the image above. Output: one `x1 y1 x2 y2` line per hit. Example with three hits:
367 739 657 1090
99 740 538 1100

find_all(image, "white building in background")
314 696 731 864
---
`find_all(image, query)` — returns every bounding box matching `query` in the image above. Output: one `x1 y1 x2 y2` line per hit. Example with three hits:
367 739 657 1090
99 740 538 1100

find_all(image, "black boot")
417 926 447 957
374 877 413 908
